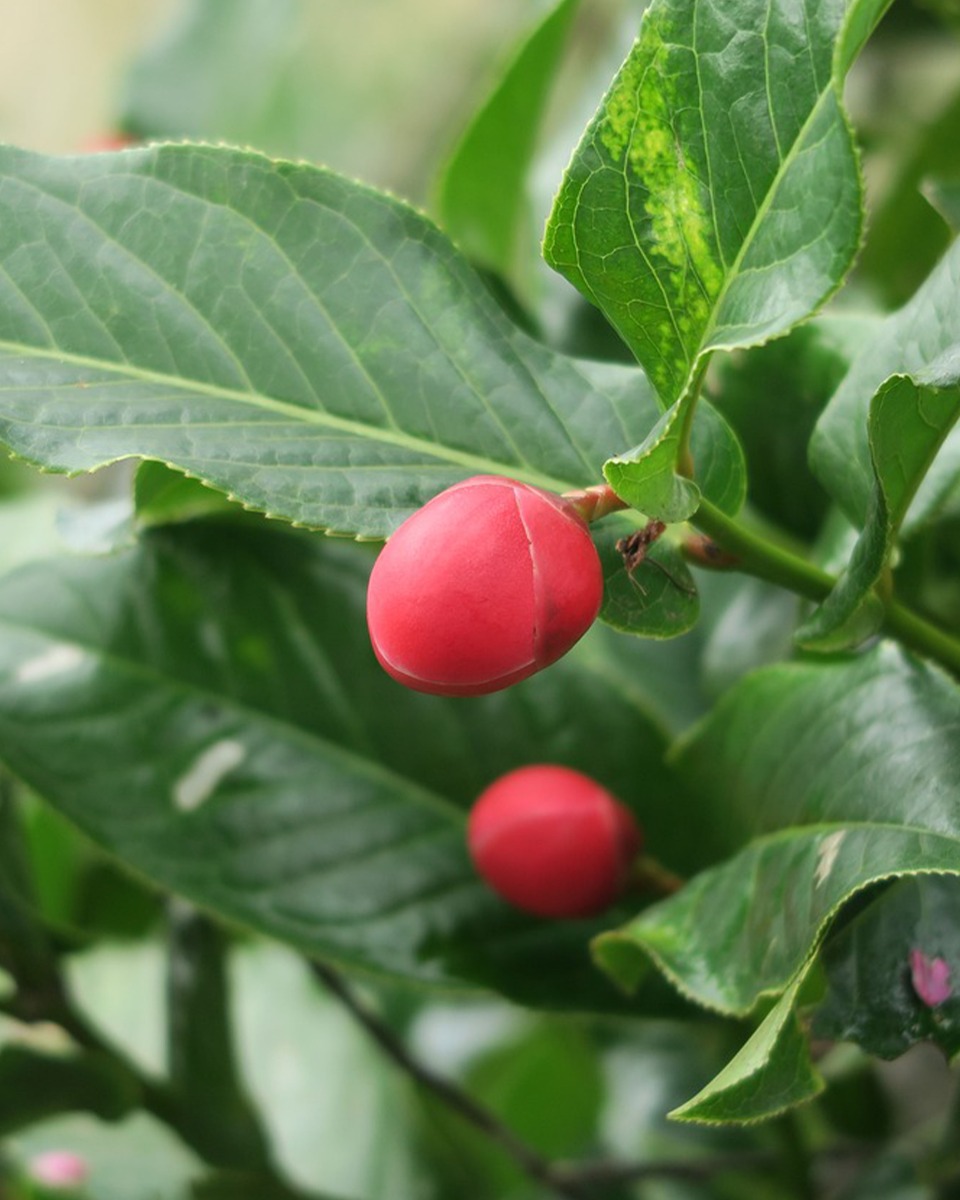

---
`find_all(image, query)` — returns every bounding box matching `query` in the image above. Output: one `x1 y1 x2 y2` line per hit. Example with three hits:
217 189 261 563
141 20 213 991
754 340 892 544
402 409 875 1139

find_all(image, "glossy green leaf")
0 144 746 540
814 875 960 1060
0 522 695 1006
812 238 960 530
669 970 824 1123
602 396 747 523
603 411 703 523
435 0 579 290
601 644 960 1008
799 356 960 650
545 0 887 402
544 0 888 522
699 576 799 697
595 644 960 1120
577 619 711 740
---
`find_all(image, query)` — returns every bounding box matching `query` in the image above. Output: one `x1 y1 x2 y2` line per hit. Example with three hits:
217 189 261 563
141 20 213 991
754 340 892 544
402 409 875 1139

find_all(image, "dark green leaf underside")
815 874 960 1060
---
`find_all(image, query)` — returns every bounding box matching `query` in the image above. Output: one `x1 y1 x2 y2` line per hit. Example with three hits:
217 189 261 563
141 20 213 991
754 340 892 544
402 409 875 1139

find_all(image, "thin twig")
552 1149 776 1188
310 961 590 1200
310 961 784 1200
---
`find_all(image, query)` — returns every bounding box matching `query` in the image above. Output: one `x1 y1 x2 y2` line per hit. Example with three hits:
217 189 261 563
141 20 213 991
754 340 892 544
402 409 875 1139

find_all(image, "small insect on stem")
616 520 696 596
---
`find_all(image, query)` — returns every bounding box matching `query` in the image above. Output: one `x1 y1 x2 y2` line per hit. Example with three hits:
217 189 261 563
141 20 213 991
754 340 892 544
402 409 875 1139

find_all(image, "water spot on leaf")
173 739 246 812
814 830 846 887
14 644 87 684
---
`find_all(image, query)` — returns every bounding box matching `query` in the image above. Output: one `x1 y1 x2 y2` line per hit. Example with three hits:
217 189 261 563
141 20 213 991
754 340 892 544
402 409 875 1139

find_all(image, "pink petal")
28 1150 88 1188
910 948 952 1007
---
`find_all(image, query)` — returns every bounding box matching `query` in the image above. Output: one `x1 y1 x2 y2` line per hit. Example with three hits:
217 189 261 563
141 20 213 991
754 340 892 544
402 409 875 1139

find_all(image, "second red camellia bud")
366 476 603 697
467 765 642 918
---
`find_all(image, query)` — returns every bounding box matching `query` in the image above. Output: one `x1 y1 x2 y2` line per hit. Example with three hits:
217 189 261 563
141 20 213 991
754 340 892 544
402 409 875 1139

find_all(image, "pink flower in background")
910 949 952 1007
28 1150 88 1189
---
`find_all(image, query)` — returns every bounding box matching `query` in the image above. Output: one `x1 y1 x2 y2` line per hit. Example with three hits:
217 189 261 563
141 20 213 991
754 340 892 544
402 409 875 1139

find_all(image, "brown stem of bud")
562 483 628 524
629 854 685 897
682 533 741 570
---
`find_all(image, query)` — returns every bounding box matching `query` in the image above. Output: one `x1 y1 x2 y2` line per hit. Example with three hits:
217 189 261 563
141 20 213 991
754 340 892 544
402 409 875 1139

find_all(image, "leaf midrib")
697 81 837 357
0 338 575 495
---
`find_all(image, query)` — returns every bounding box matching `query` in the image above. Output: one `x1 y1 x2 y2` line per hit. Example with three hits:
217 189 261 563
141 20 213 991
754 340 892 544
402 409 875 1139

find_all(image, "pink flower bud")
366 476 603 696
468 765 642 918
910 948 951 1007
28 1150 88 1189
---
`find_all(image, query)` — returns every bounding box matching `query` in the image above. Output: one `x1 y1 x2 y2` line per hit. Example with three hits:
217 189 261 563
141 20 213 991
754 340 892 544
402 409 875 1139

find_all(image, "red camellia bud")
81 132 137 153
467 765 642 918
366 476 603 697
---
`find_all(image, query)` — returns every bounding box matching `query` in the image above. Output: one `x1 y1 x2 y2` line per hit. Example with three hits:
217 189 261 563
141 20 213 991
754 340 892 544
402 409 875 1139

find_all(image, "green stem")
691 497 960 676
883 602 960 676
677 358 711 476
692 498 834 603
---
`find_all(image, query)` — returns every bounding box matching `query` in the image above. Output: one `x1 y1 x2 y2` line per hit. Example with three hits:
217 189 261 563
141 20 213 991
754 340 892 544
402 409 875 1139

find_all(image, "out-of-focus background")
0 0 526 198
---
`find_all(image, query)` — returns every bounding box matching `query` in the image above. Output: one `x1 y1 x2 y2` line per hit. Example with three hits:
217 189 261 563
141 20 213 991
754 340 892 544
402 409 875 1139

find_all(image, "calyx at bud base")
468 765 643 919
366 476 603 697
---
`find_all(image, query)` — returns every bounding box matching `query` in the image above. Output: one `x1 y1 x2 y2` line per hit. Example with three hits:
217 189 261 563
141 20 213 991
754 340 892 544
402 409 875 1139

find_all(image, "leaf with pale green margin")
923 175 960 234
668 969 824 1123
814 875 960 1060
0 521 700 1007
544 0 890 518
593 644 960 1121
601 395 746 523
0 144 741 545
799 353 960 650
812 239 960 531
435 0 579 297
